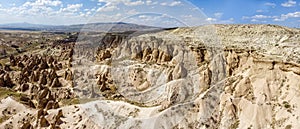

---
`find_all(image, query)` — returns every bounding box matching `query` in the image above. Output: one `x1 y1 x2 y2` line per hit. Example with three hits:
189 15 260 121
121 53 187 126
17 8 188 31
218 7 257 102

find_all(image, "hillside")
0 24 300 129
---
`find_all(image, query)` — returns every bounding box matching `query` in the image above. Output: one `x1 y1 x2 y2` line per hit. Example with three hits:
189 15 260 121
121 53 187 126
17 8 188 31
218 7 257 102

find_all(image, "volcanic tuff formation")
0 24 300 129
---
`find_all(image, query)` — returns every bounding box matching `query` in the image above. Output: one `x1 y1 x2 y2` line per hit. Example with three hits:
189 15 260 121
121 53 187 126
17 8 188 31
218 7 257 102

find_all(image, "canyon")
0 24 300 129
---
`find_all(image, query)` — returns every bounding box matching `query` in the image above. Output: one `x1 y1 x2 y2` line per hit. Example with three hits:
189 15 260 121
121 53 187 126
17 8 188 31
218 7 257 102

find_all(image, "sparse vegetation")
0 87 23 100
230 120 240 129
283 101 291 109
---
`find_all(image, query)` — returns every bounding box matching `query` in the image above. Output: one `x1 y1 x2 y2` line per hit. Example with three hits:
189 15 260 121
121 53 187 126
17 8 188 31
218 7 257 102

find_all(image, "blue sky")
0 0 299 27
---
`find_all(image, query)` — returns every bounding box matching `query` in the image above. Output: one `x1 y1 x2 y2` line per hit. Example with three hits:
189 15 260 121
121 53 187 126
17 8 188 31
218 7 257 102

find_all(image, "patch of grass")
60 98 80 106
283 101 291 109
230 120 240 129
285 125 292 129
0 58 9 65
60 98 99 106
60 97 153 108
0 87 22 100
0 115 10 123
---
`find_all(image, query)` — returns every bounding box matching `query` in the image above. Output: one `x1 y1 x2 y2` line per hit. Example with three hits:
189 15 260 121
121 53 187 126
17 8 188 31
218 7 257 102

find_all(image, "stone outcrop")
1 24 300 129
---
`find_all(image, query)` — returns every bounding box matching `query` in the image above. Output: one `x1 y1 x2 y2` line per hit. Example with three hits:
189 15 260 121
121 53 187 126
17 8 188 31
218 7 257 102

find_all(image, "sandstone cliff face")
1 24 300 129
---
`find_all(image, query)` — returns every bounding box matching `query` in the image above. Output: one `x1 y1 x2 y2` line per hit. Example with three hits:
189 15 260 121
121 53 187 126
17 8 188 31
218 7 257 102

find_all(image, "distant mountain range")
0 22 161 32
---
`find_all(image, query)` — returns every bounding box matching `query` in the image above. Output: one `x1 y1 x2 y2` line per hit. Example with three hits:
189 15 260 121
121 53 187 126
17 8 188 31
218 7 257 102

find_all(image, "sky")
0 0 299 27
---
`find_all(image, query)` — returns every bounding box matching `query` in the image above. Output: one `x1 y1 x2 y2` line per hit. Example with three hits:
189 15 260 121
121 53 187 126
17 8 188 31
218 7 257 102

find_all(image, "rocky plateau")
0 24 300 129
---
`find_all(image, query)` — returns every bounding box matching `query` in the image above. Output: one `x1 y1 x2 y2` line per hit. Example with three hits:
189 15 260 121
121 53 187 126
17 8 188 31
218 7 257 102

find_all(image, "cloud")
96 0 145 12
282 11 300 18
242 15 277 20
0 0 86 23
264 2 276 8
244 11 300 22
23 0 62 7
218 18 234 24
256 9 269 13
160 1 181 7
250 19 258 22
276 11 300 21
125 0 144 6
251 19 266 23
242 14 279 23
98 0 144 6
97 3 119 12
206 17 217 22
146 0 158 5
123 14 188 27
204 12 234 24
127 9 138 15
256 10 263 13
1 0 64 17
60 4 83 13
214 12 223 19
252 15 275 19
0 0 217 27
206 17 234 24
169 1 181 6
281 0 296 7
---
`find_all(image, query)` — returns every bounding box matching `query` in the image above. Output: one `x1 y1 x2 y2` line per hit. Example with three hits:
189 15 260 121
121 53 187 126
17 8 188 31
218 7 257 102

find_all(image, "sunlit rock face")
70 25 300 129
70 26 225 128
1 24 300 129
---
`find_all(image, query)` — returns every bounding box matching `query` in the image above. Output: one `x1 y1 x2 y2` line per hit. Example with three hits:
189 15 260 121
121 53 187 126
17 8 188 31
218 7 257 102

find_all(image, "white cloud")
160 1 181 7
60 4 83 13
204 12 234 24
169 1 181 6
127 9 138 15
242 15 277 20
282 11 300 18
181 14 193 18
218 18 234 24
96 0 145 12
251 19 266 23
214 12 223 19
160 2 167 6
243 11 300 22
23 0 62 7
273 11 300 21
97 3 119 12
273 18 285 21
264 2 276 8
243 11 300 23
206 17 217 22
125 0 144 6
242 14 281 23
250 19 258 22
205 17 234 24
146 0 157 5
6 0 64 16
0 0 219 27
86 11 92 16
256 10 264 13
281 0 296 7
98 0 144 6
252 15 274 19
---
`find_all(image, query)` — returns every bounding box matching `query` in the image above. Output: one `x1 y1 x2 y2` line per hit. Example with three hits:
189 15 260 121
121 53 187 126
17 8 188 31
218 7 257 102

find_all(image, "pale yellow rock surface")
0 24 300 129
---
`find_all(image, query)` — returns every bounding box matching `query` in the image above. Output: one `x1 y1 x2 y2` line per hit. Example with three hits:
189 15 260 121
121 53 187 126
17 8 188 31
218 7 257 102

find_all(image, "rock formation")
0 24 300 129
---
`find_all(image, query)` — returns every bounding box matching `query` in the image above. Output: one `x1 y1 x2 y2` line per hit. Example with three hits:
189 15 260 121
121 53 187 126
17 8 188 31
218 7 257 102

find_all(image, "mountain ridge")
0 22 161 32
